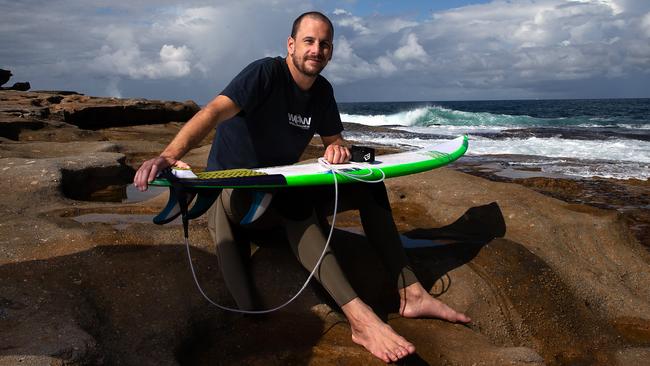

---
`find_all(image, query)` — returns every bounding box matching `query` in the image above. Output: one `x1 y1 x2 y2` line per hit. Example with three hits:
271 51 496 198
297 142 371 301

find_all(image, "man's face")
288 17 333 77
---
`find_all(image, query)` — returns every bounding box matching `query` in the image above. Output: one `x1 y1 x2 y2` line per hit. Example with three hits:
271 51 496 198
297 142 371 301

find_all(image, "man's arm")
321 134 351 164
133 95 241 191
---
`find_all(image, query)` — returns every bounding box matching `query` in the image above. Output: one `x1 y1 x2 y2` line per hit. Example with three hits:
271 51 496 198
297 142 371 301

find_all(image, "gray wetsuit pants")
207 182 418 310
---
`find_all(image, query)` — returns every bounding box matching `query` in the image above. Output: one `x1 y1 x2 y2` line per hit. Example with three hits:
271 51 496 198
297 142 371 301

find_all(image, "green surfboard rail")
284 135 468 186
150 135 468 188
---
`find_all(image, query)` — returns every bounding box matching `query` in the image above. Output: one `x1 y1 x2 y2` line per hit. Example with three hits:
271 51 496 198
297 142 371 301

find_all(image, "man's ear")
287 36 295 55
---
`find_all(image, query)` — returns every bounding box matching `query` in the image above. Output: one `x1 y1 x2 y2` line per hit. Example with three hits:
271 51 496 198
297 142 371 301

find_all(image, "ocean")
337 99 650 180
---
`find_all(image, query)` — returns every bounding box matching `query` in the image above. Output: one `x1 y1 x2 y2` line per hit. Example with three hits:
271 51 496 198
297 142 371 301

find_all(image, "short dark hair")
291 11 334 39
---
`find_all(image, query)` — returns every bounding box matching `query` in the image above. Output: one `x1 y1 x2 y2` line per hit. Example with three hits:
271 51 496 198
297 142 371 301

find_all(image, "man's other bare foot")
342 298 416 363
399 282 471 323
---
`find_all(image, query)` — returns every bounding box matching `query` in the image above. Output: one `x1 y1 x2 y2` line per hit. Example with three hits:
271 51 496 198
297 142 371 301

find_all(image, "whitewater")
337 100 650 180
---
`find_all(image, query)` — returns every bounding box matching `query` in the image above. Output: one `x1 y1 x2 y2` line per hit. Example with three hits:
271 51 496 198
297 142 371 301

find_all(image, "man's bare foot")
342 298 416 363
399 282 471 323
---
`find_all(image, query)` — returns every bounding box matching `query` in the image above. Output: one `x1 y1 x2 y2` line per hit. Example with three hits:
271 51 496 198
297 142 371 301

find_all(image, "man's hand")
133 156 190 191
323 143 351 164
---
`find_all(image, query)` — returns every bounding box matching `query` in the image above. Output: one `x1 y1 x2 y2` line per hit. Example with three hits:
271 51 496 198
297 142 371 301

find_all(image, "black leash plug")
350 145 375 163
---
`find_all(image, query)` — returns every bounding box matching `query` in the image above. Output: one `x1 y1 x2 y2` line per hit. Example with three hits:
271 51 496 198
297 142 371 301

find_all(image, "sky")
1 0 649 104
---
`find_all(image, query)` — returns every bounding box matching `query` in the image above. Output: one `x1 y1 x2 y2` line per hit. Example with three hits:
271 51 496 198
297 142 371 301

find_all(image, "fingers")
175 160 191 169
133 160 154 192
146 162 161 185
133 156 185 192
324 144 350 164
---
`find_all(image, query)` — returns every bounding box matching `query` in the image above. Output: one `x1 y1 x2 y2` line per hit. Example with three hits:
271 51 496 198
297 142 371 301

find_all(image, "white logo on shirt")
288 113 311 130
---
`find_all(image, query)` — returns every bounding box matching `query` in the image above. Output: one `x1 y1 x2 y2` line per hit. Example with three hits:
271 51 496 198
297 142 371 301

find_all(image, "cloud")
393 33 427 62
333 8 371 35
329 0 650 99
325 37 380 84
92 28 192 79
642 12 650 37
1 0 648 102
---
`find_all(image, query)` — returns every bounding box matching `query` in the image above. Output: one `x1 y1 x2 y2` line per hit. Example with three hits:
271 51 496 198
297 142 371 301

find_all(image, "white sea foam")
340 106 538 127
340 108 430 126
339 103 650 180
540 163 650 180
618 123 650 130
346 133 650 180
340 106 650 130
401 125 507 136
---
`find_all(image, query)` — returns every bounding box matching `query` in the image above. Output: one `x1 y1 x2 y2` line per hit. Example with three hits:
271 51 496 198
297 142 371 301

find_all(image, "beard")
291 53 326 77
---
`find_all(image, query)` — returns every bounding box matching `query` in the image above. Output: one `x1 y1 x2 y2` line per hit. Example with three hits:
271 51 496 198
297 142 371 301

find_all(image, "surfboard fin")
153 169 221 226
153 187 196 225
186 190 221 220
240 191 273 225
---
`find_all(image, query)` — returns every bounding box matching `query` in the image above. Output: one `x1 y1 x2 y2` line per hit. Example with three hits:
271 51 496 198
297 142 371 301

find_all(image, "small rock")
11 82 31 91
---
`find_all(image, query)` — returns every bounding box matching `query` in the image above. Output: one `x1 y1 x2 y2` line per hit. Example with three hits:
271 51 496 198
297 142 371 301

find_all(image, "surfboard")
150 135 468 225
150 135 468 189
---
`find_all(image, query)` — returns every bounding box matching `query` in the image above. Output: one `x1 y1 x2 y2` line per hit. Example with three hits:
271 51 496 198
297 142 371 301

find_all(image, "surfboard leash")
178 169 341 314
163 162 386 314
156 168 192 239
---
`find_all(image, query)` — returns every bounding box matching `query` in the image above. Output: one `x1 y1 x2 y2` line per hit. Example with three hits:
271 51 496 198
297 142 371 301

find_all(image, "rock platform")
1 90 649 365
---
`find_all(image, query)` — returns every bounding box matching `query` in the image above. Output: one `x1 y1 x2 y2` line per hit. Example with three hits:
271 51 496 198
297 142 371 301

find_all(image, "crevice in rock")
60 160 135 202
0 121 47 140
61 104 198 130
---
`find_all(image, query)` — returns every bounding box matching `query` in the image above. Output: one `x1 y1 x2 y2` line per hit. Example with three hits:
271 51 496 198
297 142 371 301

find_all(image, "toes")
374 338 413 363
387 351 399 362
380 348 397 363
397 346 410 358
405 342 416 354
392 342 415 361
396 339 414 354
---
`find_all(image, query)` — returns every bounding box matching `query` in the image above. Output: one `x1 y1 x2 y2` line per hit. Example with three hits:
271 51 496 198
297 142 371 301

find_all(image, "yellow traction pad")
196 169 268 179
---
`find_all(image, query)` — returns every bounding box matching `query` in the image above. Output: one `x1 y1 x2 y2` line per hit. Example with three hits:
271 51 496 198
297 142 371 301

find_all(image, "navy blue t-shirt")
207 56 343 171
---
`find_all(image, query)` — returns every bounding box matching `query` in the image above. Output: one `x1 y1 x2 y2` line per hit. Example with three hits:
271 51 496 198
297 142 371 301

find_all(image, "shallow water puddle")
72 213 180 230
70 183 166 203
124 184 167 203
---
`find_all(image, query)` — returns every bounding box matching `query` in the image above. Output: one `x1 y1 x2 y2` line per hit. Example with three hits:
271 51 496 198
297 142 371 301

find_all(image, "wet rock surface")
1 90 649 365
454 160 650 249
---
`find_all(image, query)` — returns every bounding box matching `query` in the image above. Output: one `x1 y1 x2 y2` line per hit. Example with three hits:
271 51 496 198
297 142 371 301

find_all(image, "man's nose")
309 42 324 55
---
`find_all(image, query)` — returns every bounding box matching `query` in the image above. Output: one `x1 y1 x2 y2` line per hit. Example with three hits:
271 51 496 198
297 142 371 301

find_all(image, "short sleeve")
316 82 344 137
220 58 277 113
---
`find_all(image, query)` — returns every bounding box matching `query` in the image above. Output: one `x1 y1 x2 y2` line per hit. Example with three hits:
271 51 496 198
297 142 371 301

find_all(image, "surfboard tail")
153 168 220 225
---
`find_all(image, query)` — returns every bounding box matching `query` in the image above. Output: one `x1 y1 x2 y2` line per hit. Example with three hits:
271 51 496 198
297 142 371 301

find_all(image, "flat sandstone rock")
0 90 649 365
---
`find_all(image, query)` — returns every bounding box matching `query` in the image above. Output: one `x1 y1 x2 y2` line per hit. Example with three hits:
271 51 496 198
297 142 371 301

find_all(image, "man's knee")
220 189 248 223
271 188 315 221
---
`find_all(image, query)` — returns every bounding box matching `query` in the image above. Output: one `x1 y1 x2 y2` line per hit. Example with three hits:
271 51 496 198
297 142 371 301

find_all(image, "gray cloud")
324 0 650 100
1 0 648 102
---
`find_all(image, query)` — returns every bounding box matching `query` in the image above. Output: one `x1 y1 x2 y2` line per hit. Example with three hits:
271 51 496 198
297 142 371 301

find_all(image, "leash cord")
184 159 385 314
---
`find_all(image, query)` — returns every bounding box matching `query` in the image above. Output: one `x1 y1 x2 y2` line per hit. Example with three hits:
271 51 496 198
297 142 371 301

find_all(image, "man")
134 11 470 363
